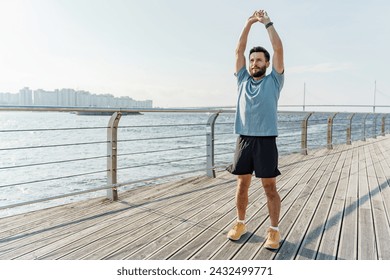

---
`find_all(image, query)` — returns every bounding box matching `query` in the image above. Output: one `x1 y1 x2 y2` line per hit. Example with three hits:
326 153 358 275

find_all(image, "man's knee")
237 175 251 192
262 178 278 198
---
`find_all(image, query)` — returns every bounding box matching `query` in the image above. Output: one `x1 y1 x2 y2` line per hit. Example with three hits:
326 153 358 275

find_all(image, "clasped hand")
248 10 271 25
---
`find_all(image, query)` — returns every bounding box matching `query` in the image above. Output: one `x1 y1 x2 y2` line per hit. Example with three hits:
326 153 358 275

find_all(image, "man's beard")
252 66 266 78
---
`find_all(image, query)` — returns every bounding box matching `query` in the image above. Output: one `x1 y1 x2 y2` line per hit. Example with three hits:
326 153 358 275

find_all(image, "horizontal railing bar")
0 140 109 152
308 120 329 123
215 122 234 125
0 126 108 133
279 134 302 139
118 145 204 157
214 141 236 146
0 155 109 170
118 134 205 143
278 124 301 128
0 169 108 189
214 132 235 136
279 140 303 146
279 104 390 108
215 151 235 156
118 155 207 171
119 123 206 129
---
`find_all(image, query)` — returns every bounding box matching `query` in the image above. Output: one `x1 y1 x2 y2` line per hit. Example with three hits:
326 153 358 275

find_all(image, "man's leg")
236 174 252 220
262 177 281 249
261 177 280 226
227 174 252 240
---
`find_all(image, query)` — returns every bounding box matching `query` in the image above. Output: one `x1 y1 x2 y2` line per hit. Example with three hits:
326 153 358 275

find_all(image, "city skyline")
0 86 153 108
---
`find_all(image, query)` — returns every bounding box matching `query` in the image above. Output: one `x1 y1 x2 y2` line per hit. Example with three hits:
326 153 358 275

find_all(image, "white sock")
237 219 245 224
270 226 279 231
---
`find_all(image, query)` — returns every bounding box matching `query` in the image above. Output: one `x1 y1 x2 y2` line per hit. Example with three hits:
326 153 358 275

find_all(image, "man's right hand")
247 11 259 25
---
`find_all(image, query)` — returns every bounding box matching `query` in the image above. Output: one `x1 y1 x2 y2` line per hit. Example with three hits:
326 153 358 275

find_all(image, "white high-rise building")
19 87 33 105
0 88 153 108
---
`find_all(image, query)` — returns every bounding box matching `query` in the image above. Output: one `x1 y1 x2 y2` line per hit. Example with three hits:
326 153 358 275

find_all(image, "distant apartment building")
34 89 58 106
0 87 32 105
0 92 18 105
0 87 153 108
19 87 33 105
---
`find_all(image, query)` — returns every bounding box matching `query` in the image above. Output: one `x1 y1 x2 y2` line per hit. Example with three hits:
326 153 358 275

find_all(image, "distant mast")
303 82 306 112
373 80 377 113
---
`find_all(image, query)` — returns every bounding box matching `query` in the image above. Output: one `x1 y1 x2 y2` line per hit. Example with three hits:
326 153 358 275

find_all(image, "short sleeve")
270 67 284 89
234 66 250 86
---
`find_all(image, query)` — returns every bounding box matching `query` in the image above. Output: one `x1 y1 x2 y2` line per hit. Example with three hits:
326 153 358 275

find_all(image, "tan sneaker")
227 222 247 241
264 228 281 249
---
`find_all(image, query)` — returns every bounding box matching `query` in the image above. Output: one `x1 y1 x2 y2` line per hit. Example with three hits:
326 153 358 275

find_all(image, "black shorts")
226 135 281 178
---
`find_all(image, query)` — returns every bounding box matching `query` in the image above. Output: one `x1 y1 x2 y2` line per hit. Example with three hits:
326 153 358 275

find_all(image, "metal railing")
0 106 388 215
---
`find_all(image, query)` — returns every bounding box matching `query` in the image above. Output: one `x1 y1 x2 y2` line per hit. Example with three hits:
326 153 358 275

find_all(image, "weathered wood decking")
1 135 390 260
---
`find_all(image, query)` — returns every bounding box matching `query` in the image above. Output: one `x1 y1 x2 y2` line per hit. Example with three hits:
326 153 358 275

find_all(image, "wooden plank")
316 148 353 259
367 142 390 259
375 140 390 217
357 144 376 259
290 150 345 260
275 151 339 259
337 145 359 259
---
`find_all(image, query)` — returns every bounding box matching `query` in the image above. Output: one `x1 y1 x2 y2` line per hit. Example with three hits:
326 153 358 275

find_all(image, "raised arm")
257 10 284 74
235 12 258 74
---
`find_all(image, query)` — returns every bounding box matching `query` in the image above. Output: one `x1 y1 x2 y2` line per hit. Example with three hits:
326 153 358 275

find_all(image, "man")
226 10 284 250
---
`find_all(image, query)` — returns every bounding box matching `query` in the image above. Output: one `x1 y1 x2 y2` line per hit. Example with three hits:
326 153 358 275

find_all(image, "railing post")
301 112 313 155
373 114 378 139
206 113 219 178
387 114 390 134
327 112 338 149
381 114 386 136
107 112 122 201
362 113 369 141
346 113 355 145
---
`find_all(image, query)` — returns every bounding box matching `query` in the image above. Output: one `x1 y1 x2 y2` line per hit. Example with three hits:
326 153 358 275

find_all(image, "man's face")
249 52 270 78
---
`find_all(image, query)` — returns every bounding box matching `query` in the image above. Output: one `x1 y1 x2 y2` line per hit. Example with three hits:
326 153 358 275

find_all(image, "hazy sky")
0 0 389 108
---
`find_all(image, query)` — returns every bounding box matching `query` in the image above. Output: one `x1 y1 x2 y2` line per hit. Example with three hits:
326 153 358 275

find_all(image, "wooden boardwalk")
1 135 390 260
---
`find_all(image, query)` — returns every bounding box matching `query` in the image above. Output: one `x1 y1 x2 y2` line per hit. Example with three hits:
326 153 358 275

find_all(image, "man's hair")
249 46 270 62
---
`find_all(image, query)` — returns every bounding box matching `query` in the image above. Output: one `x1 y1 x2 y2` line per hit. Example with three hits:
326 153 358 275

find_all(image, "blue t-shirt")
234 66 284 136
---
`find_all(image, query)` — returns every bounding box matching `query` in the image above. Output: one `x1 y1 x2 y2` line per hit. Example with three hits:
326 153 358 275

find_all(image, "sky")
0 0 389 110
